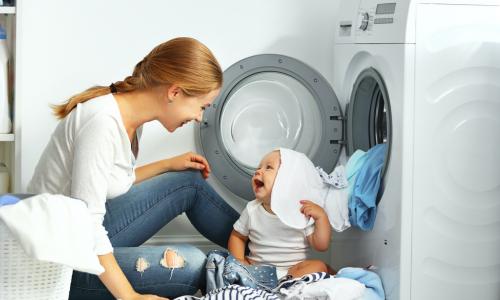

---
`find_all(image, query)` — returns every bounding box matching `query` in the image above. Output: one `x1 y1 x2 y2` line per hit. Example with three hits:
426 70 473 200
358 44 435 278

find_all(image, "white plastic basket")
0 220 73 300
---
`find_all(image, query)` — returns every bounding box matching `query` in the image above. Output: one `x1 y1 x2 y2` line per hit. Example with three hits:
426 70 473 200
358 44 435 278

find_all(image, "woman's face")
160 86 220 132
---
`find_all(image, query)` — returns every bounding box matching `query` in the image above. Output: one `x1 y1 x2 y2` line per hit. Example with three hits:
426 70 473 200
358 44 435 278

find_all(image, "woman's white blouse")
28 94 139 255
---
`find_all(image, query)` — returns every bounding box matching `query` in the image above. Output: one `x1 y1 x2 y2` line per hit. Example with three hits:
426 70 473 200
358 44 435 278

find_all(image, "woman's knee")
162 244 207 270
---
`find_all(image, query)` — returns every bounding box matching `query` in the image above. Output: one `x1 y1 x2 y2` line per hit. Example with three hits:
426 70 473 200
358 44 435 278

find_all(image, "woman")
28 37 240 300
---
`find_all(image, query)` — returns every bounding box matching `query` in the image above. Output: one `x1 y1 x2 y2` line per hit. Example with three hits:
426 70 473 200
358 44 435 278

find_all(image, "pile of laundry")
271 144 387 233
174 250 384 300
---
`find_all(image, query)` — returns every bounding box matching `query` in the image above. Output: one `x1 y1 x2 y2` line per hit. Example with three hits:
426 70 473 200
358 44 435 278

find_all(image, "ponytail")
52 37 222 119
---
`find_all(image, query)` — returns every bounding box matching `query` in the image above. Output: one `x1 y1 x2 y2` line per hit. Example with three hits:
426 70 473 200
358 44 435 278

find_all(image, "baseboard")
144 234 222 253
145 234 334 262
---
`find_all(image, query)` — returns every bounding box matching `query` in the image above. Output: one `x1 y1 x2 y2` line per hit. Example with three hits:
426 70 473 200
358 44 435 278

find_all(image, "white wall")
17 0 340 238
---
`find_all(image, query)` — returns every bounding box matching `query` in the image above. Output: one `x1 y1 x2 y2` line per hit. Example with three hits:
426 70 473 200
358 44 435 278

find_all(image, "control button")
358 12 370 31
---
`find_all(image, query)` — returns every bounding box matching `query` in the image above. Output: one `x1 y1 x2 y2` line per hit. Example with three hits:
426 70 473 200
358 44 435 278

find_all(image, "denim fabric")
206 250 226 292
205 250 278 293
69 170 240 300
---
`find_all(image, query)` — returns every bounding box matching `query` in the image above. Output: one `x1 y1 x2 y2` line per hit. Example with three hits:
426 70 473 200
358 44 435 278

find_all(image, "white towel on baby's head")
271 148 351 231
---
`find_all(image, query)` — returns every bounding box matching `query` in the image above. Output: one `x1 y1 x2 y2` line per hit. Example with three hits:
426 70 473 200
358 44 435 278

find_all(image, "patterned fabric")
274 272 331 291
175 271 375 300
206 249 278 293
316 165 348 189
173 284 280 300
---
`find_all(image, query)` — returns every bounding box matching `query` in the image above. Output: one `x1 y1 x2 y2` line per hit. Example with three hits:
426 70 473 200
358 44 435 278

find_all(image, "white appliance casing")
333 1 500 299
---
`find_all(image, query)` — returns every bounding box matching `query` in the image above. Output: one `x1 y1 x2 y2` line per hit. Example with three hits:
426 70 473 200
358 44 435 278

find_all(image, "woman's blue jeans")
69 170 240 300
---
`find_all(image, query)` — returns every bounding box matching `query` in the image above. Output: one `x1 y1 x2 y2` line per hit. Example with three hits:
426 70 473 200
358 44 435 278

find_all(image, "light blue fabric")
346 149 368 196
336 267 385 300
0 26 6 39
349 143 387 231
0 194 20 207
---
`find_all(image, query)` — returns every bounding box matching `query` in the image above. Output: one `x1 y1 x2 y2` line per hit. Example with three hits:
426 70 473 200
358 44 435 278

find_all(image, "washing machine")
198 0 500 299
331 0 500 299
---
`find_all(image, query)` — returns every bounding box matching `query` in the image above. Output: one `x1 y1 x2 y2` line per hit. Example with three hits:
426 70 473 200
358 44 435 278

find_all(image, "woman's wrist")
161 158 172 172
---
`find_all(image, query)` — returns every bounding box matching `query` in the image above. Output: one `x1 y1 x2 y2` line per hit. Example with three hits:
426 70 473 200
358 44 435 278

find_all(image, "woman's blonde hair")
52 37 223 119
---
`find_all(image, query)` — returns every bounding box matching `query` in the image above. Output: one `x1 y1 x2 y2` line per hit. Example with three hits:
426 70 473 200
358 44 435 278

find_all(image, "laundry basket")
0 220 73 300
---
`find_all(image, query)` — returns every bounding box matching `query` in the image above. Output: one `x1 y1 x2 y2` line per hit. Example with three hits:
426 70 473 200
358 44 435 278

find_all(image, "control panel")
357 2 397 33
336 0 414 44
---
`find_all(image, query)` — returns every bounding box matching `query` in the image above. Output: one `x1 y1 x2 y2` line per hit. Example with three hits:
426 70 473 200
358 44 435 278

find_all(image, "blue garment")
349 144 387 231
346 149 368 197
336 267 385 300
0 194 20 207
69 170 240 300
206 249 278 293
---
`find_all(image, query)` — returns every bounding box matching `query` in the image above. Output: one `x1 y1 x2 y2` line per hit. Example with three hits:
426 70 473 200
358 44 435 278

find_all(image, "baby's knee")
310 260 328 273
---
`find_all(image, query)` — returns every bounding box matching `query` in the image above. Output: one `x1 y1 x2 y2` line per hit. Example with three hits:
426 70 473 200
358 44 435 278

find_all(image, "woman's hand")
166 152 211 179
300 200 327 221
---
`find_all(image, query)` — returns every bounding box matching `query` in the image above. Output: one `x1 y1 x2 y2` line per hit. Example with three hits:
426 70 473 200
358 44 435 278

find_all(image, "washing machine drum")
199 54 344 200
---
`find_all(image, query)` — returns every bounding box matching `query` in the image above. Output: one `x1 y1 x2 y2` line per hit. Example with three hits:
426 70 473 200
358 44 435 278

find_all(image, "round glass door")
220 72 322 175
199 54 343 200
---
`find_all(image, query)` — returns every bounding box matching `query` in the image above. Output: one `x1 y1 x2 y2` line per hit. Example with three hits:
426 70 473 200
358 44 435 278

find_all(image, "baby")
228 149 332 280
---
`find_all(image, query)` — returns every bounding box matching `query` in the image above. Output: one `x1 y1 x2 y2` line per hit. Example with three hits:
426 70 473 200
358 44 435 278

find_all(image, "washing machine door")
199 54 343 200
346 67 392 202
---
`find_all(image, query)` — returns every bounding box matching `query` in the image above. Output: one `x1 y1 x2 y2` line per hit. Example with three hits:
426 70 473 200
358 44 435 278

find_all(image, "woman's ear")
167 84 182 102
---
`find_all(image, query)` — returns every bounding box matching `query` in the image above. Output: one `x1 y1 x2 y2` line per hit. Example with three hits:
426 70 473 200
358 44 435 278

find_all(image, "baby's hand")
300 200 327 221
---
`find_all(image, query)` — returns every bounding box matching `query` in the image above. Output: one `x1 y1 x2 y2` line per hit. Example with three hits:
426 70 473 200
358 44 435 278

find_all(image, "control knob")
358 12 370 31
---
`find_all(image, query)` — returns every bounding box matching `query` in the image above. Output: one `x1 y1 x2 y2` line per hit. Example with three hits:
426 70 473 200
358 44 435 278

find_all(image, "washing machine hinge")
330 139 347 145
329 115 346 145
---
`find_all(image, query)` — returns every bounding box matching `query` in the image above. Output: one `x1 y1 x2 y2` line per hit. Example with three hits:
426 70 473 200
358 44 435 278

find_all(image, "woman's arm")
98 253 137 299
70 119 167 299
98 253 168 300
135 152 211 184
228 230 250 265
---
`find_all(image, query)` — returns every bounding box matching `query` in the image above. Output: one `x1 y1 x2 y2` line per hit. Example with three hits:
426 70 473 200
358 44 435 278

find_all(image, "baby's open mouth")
254 178 264 188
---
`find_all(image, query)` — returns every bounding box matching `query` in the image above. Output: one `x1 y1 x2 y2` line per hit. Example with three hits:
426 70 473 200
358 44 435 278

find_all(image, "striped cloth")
174 272 330 300
174 285 280 300
274 272 330 291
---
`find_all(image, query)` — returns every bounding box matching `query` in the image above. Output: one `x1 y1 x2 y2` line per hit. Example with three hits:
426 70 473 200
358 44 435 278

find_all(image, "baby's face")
252 151 281 204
